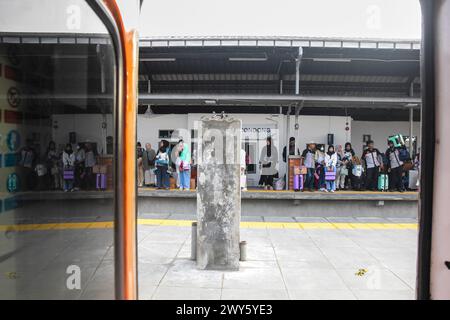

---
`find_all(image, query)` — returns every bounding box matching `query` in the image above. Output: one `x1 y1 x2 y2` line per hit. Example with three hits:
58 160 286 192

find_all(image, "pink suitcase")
96 173 106 190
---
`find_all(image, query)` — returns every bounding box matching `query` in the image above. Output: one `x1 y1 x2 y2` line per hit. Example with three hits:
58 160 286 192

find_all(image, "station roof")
0 32 421 120
138 36 421 121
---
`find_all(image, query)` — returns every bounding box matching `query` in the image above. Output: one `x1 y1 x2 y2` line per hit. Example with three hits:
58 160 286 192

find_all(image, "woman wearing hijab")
325 145 338 192
258 137 278 190
178 139 191 191
343 142 356 189
62 143 75 192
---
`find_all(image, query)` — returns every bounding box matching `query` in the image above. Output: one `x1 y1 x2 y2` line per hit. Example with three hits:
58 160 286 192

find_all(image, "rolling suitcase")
378 174 389 191
408 170 419 190
96 173 106 190
293 174 303 191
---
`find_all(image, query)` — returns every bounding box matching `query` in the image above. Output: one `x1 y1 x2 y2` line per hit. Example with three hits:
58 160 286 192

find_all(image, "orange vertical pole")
102 0 139 300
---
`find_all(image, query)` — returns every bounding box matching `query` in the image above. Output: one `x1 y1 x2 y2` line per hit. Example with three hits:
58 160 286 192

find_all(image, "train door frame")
87 0 139 300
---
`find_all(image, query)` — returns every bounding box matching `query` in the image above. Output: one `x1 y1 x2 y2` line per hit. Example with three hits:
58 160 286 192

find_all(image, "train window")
0 0 117 299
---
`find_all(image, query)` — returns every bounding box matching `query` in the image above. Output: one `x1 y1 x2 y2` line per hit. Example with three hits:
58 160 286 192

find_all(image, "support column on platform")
196 113 242 270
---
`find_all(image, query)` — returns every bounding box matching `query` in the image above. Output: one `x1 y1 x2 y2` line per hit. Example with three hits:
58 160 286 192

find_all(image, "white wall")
351 121 421 155
288 115 351 152
52 114 113 154
137 114 188 150
136 113 351 185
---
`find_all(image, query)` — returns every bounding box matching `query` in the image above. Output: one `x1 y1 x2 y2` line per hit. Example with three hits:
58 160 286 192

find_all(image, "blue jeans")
156 165 170 189
325 166 336 191
179 170 191 189
318 166 325 189
305 168 315 189
64 179 73 191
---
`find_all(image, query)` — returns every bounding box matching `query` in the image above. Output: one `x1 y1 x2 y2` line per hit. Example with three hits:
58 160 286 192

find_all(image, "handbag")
179 160 191 171
402 161 414 171
340 167 349 176
63 167 74 180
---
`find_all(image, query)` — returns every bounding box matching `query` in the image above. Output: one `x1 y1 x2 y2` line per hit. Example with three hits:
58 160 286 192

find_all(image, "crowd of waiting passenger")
268 137 420 192
136 139 192 190
17 140 99 192
137 135 420 193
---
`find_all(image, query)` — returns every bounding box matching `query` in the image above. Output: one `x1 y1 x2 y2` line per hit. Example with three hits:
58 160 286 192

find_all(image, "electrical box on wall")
106 136 113 155
327 133 334 146
69 132 76 144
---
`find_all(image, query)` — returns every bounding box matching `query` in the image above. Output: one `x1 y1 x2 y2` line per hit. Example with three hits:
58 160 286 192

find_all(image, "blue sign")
6 130 21 152
6 172 20 193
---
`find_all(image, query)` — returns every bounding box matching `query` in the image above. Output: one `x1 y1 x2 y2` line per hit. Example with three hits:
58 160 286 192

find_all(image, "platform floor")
0 215 418 300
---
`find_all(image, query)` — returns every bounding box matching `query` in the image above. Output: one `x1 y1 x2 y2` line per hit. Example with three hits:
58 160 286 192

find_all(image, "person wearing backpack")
385 140 405 192
155 140 170 189
361 140 384 191
143 143 156 187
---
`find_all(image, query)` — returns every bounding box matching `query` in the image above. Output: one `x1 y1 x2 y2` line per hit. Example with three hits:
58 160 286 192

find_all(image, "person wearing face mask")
362 140 384 191
324 145 338 192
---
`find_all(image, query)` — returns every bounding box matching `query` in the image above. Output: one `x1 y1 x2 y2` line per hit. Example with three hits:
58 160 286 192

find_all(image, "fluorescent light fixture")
140 57 176 62
406 103 419 107
204 100 217 105
228 57 268 62
312 58 352 63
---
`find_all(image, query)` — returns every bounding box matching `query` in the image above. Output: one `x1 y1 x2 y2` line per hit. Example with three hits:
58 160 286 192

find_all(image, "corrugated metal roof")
140 36 420 50
150 73 409 83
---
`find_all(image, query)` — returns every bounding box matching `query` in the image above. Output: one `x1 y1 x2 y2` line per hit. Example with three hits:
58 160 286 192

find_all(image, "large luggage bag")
378 174 389 191
96 173 106 190
408 170 419 190
293 174 303 191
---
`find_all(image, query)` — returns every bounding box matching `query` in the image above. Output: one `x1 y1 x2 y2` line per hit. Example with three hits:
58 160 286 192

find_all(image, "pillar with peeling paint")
196 114 241 270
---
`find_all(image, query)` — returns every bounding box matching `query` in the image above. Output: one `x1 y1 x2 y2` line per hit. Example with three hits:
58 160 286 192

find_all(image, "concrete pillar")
196 113 241 270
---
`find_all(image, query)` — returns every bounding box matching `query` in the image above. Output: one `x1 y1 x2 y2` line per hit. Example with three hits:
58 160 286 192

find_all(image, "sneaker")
331 190 335 193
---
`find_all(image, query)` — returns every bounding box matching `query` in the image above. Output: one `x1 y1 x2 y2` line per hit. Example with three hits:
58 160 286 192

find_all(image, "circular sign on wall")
7 87 21 108
7 173 20 193
6 130 21 152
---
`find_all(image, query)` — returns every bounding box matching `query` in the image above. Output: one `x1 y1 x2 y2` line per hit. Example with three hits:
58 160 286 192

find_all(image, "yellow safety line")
139 187 417 196
0 219 418 232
